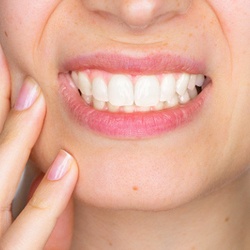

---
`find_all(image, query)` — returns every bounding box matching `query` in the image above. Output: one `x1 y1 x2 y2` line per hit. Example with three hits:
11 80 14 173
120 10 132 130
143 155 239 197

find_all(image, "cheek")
0 0 62 71
0 0 63 104
208 1 250 45
209 1 250 93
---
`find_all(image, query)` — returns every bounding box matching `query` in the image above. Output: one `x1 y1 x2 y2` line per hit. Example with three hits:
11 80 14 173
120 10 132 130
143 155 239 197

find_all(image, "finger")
0 78 46 209
0 45 11 131
29 174 74 250
27 173 44 201
44 200 74 250
1 150 78 250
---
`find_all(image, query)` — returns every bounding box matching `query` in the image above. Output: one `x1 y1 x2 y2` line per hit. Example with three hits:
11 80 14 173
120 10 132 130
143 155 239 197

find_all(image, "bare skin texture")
0 0 249 249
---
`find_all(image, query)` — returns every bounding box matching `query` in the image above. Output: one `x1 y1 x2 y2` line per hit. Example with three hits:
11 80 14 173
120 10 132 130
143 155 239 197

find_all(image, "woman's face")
0 0 249 210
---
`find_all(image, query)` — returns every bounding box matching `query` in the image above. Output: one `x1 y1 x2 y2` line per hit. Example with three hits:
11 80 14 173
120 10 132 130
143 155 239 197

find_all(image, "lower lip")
59 73 210 139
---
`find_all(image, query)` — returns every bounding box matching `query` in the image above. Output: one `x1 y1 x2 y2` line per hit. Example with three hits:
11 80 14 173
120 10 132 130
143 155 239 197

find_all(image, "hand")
0 46 78 249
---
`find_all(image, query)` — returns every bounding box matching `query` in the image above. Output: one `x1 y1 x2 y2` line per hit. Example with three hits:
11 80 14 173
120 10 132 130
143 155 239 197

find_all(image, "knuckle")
0 205 12 238
0 129 18 148
0 204 11 213
0 113 32 152
0 116 21 146
27 195 50 212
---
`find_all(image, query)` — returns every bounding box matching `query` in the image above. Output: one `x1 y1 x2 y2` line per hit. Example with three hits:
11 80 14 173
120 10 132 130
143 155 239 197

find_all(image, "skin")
0 0 249 249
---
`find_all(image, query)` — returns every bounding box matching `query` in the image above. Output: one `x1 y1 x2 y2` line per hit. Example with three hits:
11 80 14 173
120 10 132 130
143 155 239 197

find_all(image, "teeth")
92 77 108 102
134 76 160 107
108 103 120 113
108 75 134 106
71 71 206 112
93 99 106 111
83 95 92 105
72 71 79 86
179 91 191 104
123 105 134 113
155 102 164 111
160 74 176 102
196 74 205 87
188 75 197 90
78 72 92 96
136 106 151 112
176 73 190 96
167 94 179 108
188 87 198 99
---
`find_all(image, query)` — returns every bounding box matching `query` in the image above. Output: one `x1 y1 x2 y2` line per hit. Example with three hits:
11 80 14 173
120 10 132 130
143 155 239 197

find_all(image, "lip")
59 53 210 139
61 52 206 75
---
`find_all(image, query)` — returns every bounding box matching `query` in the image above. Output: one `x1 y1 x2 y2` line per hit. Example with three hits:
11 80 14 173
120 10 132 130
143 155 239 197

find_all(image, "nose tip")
119 0 192 29
120 0 160 29
82 0 192 30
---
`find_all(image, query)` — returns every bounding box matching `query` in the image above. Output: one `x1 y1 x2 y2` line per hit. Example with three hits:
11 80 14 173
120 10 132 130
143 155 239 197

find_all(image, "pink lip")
61 53 205 75
59 53 210 139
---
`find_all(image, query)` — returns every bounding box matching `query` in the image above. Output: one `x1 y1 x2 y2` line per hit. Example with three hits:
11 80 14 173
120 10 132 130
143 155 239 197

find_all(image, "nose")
83 0 192 29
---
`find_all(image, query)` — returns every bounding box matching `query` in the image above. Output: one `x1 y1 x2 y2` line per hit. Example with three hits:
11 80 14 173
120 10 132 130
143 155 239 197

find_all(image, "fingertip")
47 150 73 181
29 150 78 211
14 77 42 111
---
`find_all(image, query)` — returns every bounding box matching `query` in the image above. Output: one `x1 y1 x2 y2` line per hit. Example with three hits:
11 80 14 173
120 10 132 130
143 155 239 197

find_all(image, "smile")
59 53 211 139
71 70 207 113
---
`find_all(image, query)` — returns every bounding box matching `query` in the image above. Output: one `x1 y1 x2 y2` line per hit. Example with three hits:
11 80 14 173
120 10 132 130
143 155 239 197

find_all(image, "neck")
71 172 250 250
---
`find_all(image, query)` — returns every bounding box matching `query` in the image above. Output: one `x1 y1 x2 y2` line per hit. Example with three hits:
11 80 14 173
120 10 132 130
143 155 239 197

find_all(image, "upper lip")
61 52 206 75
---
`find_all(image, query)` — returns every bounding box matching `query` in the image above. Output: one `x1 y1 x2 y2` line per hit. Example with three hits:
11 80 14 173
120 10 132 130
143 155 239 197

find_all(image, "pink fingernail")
47 150 72 181
14 78 40 110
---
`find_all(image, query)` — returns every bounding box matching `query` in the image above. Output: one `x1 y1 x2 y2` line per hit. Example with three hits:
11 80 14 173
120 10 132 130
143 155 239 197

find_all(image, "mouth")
59 53 211 139
71 70 208 113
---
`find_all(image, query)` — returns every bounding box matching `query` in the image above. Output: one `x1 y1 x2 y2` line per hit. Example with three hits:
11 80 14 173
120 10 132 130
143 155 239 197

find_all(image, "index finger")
0 45 11 132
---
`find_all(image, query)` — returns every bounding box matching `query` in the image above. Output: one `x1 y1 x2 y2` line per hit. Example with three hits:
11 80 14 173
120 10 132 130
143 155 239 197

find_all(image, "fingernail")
14 77 40 110
47 150 72 181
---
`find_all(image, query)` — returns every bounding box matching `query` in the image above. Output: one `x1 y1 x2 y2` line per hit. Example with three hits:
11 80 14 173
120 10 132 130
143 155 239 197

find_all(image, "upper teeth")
71 70 205 112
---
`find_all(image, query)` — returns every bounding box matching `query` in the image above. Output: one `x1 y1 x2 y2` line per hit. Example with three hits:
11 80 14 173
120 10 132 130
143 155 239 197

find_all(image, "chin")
69 154 238 211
